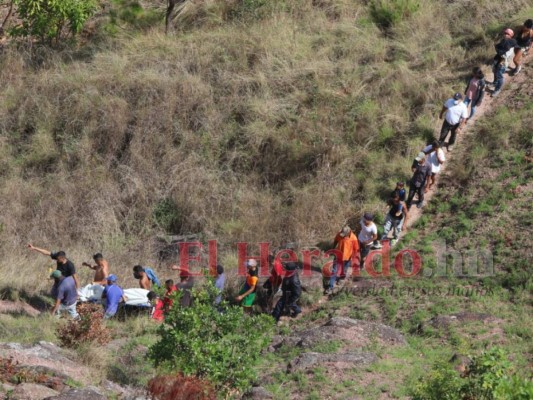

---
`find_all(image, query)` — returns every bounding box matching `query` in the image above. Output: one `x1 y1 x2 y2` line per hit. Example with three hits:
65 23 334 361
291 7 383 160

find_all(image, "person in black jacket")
494 28 517 70
463 67 486 121
271 262 302 322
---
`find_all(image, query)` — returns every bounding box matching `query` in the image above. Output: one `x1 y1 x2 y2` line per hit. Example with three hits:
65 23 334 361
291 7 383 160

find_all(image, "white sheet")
123 288 150 306
78 284 104 302
78 285 150 306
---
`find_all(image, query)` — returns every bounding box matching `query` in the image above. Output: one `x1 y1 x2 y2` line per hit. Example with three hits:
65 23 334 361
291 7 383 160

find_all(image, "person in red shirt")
163 279 177 311
147 291 164 322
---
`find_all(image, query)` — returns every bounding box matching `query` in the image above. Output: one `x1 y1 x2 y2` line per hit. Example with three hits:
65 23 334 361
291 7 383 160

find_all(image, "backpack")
144 267 161 287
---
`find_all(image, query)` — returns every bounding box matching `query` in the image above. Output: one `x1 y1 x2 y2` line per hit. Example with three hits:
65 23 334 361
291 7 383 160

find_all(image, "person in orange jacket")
325 226 359 294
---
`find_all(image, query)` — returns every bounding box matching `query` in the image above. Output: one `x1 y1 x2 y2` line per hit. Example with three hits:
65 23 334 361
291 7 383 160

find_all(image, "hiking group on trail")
25 22 532 324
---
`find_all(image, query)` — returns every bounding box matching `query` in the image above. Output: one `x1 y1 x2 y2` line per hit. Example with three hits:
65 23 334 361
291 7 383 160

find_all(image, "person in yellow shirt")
325 226 359 294
235 259 259 314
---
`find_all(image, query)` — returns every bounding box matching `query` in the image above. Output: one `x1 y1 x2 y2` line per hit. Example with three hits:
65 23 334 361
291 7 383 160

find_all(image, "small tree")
10 0 97 43
149 282 274 394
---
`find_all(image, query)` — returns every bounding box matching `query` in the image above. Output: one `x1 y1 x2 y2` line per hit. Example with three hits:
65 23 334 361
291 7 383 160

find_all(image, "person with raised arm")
28 244 80 288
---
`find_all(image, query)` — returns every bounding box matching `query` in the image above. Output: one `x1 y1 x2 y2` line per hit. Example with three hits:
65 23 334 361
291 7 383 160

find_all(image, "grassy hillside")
0 1 532 397
0 1 531 286
253 68 533 399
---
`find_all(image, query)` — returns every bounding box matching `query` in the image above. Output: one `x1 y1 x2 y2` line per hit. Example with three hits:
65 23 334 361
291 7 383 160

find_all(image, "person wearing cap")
49 270 80 320
463 67 486 121
494 28 517 69
422 141 446 192
101 275 126 319
358 213 378 267
329 225 359 290
28 244 80 289
438 92 469 150
406 152 432 210
512 19 533 75
271 262 302 322
235 259 258 314
381 194 408 247
82 253 110 285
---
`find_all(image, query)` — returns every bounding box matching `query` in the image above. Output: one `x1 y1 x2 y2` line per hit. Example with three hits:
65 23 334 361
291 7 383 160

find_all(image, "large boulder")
0 300 41 317
10 383 59 400
0 342 93 385
271 317 406 351
288 351 377 372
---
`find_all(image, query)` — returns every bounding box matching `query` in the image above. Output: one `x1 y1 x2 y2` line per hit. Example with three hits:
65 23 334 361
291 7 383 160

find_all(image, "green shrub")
370 0 419 30
152 198 184 234
109 0 163 30
11 0 97 43
412 348 533 400
148 282 275 394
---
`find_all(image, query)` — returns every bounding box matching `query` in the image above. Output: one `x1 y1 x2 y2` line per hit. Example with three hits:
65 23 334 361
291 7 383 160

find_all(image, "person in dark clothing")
463 67 486 120
494 28 517 69
271 262 302 322
406 152 432 210
381 194 408 246
491 56 506 97
176 269 194 308
391 182 406 202
28 244 80 288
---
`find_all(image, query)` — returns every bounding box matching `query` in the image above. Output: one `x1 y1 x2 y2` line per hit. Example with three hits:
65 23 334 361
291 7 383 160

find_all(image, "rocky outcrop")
0 342 92 385
0 300 41 317
427 312 497 329
270 317 406 351
10 383 59 400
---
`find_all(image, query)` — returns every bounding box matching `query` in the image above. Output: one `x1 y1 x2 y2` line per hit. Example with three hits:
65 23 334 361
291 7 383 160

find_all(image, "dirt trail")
401 54 531 234
284 54 532 322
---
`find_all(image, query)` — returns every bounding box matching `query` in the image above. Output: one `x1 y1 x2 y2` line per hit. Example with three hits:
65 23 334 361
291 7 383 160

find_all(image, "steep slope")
1 1 532 294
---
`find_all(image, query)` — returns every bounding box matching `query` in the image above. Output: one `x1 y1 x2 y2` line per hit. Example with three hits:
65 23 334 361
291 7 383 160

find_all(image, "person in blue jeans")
102 275 127 319
463 67 486 120
492 56 506 97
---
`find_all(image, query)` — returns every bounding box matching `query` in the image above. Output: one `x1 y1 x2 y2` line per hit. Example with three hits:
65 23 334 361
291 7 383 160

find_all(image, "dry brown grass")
0 0 531 293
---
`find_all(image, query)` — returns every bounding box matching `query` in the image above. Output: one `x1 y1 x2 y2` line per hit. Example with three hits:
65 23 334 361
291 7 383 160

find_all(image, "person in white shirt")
423 141 446 192
438 93 469 150
358 213 378 268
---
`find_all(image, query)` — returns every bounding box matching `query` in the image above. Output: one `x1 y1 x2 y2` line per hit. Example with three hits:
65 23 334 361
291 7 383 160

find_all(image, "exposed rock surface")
270 317 406 351
0 300 41 317
428 312 497 329
10 383 59 400
0 342 92 385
